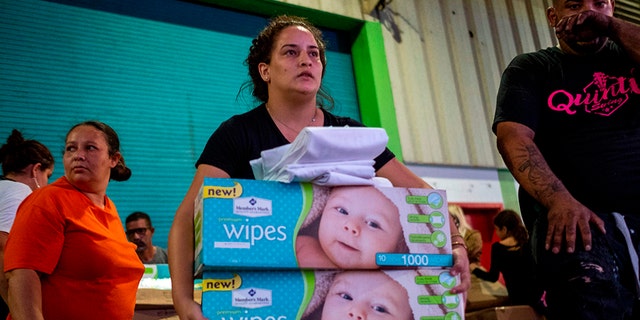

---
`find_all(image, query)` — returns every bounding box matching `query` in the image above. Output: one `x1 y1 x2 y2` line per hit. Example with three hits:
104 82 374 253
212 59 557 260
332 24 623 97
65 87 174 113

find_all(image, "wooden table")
134 288 202 320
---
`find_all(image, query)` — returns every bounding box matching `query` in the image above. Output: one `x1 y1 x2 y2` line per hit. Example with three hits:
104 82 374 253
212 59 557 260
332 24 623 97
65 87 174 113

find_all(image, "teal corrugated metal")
0 0 360 248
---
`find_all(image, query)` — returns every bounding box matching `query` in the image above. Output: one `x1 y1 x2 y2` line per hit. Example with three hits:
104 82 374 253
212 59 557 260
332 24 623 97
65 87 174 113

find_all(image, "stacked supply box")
201 269 464 320
195 178 463 319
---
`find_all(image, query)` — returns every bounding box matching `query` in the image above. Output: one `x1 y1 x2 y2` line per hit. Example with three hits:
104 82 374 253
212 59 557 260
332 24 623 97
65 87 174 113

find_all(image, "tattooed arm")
495 121 606 254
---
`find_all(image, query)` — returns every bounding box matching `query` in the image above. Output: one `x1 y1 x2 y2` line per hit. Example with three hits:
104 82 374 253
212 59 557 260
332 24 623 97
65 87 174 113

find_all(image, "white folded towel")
250 127 389 186
280 161 375 185
283 126 388 164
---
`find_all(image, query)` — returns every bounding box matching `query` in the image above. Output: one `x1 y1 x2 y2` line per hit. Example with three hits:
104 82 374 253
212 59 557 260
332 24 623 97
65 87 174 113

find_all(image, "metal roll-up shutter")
616 0 640 25
0 0 360 248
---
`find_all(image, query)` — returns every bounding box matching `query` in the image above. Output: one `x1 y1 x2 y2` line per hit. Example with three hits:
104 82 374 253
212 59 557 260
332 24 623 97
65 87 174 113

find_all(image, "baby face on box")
296 185 408 269
321 270 413 320
302 269 462 320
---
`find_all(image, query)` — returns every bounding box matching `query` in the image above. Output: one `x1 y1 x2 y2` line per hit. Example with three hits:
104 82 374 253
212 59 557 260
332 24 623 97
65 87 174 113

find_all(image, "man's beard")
134 240 147 253
565 36 608 55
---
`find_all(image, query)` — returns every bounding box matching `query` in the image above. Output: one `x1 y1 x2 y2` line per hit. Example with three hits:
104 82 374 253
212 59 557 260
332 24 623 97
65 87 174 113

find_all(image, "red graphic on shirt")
547 69 640 116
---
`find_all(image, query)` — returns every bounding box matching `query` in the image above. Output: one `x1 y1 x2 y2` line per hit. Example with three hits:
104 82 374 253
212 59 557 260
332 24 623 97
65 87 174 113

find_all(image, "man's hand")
545 197 606 254
555 10 612 42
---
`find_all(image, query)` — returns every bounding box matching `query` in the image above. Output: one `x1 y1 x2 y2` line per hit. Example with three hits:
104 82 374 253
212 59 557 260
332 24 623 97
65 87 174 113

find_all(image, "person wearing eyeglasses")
126 211 168 264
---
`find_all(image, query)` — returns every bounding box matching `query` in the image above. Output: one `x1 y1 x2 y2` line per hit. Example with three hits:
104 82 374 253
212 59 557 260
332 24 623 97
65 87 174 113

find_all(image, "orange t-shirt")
5 177 144 320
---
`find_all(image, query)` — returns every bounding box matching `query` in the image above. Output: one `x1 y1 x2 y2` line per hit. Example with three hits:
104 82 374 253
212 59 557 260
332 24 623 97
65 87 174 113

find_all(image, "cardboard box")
466 275 509 312
194 178 452 273
134 287 202 320
142 264 170 280
201 269 464 320
465 305 545 320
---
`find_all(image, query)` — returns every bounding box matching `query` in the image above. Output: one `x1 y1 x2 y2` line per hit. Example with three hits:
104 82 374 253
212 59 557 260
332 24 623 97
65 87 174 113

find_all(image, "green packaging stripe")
418 293 461 309
406 195 428 204
415 275 440 285
407 212 446 229
409 231 447 248
421 313 463 320
418 295 443 304
407 214 430 223
409 234 431 243
415 273 457 288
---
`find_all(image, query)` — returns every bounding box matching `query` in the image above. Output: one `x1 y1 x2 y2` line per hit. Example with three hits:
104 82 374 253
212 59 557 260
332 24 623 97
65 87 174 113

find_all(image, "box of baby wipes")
201 268 464 320
194 178 452 274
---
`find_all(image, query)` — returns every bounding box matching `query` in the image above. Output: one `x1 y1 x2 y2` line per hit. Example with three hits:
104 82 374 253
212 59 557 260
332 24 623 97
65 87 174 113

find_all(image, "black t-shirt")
473 242 537 305
493 42 640 214
196 104 395 179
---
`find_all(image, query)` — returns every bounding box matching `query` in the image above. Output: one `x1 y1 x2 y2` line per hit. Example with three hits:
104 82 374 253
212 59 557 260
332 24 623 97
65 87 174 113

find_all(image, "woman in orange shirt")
4 121 144 320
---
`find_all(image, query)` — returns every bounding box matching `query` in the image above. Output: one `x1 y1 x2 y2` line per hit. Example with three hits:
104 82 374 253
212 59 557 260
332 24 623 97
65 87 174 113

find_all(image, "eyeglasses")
126 227 149 237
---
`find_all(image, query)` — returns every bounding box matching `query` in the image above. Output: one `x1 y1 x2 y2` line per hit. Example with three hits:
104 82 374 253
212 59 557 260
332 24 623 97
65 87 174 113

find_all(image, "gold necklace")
267 106 318 133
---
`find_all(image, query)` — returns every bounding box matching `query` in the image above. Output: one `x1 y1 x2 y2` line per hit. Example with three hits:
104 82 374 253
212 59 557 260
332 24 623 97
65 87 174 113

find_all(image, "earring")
33 177 41 189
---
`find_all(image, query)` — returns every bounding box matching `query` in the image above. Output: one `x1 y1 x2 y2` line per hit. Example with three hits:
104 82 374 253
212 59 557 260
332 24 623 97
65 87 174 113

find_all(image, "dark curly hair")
126 211 152 226
66 121 131 181
242 15 334 109
0 129 54 175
